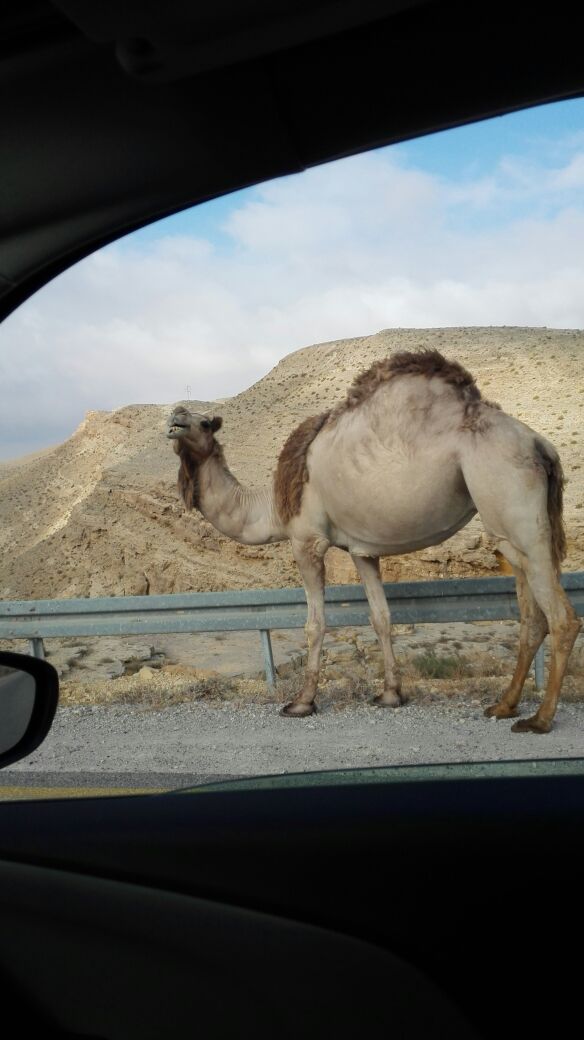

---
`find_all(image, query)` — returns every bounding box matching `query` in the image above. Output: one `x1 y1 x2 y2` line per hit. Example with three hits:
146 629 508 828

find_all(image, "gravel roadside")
9 696 584 778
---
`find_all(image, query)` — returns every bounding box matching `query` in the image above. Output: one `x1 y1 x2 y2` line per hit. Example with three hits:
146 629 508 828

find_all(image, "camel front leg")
281 537 327 718
351 555 403 707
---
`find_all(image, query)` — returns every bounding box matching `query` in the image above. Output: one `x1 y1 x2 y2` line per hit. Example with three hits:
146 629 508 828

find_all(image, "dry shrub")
410 651 471 680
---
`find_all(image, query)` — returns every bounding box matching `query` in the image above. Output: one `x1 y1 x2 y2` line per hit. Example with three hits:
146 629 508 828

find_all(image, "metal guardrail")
1 574 583 689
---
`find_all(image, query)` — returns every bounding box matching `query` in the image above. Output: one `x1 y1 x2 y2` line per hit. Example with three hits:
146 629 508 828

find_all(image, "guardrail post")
29 637 45 659
260 630 276 689
533 643 545 691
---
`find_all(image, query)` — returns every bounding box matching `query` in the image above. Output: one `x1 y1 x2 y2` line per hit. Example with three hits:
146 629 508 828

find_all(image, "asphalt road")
0 771 231 799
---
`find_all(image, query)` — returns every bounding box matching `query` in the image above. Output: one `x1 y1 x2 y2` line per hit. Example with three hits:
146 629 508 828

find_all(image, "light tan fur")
167 350 580 732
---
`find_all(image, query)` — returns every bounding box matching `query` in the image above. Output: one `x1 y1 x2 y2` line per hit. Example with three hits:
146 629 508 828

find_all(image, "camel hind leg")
462 454 580 733
484 565 548 721
508 547 580 733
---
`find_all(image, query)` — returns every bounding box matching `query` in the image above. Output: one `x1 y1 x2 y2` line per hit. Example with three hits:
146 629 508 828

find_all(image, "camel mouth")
167 422 190 439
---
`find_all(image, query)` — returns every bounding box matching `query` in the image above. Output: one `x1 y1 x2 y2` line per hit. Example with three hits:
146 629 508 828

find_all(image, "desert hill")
1 326 583 602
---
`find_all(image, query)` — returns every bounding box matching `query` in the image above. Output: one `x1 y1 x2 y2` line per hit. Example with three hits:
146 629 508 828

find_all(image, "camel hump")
339 349 482 414
274 411 331 524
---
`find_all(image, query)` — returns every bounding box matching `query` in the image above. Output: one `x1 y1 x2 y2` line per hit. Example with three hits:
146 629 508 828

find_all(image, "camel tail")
535 439 567 572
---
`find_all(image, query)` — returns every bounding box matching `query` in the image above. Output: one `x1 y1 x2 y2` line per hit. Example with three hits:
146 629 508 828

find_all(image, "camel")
167 349 580 733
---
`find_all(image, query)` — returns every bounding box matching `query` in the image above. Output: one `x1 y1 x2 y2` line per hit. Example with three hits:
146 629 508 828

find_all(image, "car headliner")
2 0 584 323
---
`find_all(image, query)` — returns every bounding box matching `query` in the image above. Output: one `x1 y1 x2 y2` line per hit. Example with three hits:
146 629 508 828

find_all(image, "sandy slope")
1 326 583 602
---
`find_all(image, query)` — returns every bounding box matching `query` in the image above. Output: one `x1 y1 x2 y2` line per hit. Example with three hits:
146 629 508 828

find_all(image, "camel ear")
210 416 222 433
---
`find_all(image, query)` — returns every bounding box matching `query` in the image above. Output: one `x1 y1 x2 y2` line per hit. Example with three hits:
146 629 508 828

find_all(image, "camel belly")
331 505 477 556
308 452 475 556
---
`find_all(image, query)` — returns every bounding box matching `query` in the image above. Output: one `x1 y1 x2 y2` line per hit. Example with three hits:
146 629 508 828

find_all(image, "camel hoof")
484 702 518 720
372 690 403 708
511 716 552 734
280 701 317 718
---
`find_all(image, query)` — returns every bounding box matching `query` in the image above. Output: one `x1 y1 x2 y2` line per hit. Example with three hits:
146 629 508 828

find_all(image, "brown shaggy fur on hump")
274 411 330 524
334 349 482 416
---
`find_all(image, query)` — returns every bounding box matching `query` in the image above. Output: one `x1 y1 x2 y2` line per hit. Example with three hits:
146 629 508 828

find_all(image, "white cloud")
0 143 583 459
553 152 584 189
224 153 439 252
444 149 584 210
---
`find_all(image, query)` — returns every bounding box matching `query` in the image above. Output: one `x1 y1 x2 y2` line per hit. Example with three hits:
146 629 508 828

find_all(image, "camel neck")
197 450 286 545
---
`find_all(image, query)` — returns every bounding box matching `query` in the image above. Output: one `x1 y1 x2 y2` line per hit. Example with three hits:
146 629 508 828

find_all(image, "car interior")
1 2 584 1038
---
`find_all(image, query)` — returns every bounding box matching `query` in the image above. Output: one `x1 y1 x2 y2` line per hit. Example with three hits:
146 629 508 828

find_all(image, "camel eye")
200 419 211 430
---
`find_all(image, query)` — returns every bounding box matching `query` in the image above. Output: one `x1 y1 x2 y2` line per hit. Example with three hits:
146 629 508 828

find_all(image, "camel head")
166 407 223 458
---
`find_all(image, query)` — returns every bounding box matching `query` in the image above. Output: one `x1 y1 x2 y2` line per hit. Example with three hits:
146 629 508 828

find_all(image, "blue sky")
399 98 584 176
1 96 584 459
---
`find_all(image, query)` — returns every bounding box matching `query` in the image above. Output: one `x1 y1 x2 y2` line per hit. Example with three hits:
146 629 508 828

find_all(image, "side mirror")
0 651 59 768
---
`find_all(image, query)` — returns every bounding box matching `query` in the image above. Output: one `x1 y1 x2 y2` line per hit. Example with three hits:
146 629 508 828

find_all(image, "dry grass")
57 636 584 711
59 666 235 708
55 663 531 711
410 651 471 680
59 666 318 710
